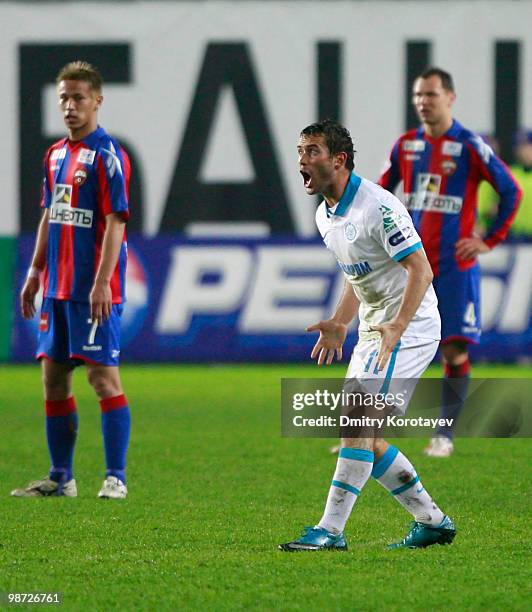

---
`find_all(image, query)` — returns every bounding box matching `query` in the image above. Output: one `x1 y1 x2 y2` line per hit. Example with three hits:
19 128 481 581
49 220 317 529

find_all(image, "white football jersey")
316 173 440 340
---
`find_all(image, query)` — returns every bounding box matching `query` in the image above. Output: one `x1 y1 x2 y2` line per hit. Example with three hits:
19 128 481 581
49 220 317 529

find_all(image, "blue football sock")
437 360 470 439
45 397 78 483
100 395 131 484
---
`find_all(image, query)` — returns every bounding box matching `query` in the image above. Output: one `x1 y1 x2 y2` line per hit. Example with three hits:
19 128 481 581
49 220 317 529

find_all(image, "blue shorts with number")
432 264 481 345
36 298 123 366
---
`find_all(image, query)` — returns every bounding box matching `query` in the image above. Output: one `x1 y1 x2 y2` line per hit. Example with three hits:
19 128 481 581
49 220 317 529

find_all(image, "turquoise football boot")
388 515 456 549
279 526 348 552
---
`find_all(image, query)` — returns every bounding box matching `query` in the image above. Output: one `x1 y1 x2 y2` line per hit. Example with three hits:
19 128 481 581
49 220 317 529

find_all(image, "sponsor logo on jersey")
470 135 494 163
74 168 88 186
77 148 96 165
337 260 372 277
39 312 49 332
442 141 463 156
405 154 420 161
50 184 94 228
51 148 67 161
388 227 414 246
344 222 357 242
405 193 463 214
417 173 441 194
406 173 464 213
52 184 72 205
441 160 457 175
403 140 425 152
102 145 123 178
379 204 410 234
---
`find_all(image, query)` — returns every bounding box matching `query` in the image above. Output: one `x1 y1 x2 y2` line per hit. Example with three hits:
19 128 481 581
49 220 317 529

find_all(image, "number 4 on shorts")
464 302 476 326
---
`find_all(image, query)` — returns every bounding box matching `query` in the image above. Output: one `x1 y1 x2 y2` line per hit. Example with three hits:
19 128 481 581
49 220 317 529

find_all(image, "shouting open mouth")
301 171 313 189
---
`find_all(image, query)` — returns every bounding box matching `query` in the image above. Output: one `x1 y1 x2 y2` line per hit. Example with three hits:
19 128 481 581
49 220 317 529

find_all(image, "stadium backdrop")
1 0 531 363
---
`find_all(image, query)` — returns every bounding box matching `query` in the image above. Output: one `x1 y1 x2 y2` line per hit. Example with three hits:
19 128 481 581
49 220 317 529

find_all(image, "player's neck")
67 121 98 143
324 172 351 208
423 117 453 139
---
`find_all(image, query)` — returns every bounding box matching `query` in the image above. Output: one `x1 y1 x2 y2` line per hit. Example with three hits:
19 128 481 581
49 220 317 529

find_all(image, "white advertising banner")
1 0 531 236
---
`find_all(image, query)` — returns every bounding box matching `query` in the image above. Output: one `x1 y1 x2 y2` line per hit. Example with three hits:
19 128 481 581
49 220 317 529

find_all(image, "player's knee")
441 341 468 364
42 371 70 400
86 367 122 399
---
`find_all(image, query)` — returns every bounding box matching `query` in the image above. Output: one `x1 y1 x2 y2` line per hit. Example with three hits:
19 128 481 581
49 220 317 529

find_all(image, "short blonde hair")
56 61 103 93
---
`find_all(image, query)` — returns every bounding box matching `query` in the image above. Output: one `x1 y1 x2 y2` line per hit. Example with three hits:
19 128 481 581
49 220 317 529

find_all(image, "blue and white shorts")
36 298 123 367
345 332 438 415
432 264 481 345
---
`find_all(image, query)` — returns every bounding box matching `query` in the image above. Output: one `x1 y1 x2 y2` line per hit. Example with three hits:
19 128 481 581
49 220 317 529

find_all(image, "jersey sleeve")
377 139 402 193
467 135 522 248
96 141 130 220
40 149 52 209
368 193 423 262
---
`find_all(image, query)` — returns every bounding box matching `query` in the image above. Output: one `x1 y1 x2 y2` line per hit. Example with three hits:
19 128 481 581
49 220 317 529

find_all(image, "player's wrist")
330 317 349 329
27 266 42 280
390 318 407 333
94 275 111 285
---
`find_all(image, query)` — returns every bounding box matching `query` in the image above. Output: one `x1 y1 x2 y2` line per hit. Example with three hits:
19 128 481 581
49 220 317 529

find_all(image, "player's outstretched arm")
20 210 49 319
90 212 126 325
371 249 433 370
307 280 359 366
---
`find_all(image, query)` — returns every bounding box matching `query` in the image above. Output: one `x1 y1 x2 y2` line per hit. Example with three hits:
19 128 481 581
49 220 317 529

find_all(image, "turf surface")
1 364 530 610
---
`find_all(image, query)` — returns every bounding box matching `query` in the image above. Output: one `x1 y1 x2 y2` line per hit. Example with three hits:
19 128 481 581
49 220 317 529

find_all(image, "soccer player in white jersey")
279 120 456 551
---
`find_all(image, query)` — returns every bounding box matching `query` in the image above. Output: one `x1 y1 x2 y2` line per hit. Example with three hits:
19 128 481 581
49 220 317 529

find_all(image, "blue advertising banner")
12 235 532 363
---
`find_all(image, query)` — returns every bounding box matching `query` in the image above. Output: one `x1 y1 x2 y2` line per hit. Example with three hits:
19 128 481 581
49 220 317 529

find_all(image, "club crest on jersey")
442 141 463 156
74 168 88 186
344 222 357 242
441 160 457 175
403 140 425 152
77 148 96 165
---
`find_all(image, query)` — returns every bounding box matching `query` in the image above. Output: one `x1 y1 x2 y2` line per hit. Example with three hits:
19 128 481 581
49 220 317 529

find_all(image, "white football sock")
372 445 445 526
318 447 374 534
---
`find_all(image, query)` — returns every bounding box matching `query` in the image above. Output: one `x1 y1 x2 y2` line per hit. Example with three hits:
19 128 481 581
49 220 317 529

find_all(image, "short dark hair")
300 119 355 171
56 61 103 93
417 67 455 93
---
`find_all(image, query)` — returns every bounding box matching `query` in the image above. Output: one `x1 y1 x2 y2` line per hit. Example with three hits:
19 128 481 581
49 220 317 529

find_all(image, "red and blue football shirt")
378 120 522 276
40 126 130 303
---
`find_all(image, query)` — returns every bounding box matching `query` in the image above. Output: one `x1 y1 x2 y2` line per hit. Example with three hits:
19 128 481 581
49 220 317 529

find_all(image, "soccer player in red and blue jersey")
379 68 522 456
12 61 132 498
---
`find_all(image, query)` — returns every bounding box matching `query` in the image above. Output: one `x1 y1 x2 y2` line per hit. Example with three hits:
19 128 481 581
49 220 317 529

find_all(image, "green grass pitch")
0 364 530 610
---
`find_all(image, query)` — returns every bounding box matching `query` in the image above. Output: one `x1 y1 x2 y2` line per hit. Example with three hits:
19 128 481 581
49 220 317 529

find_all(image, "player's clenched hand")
20 277 40 319
370 322 403 371
306 319 348 365
455 236 490 260
90 279 112 325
